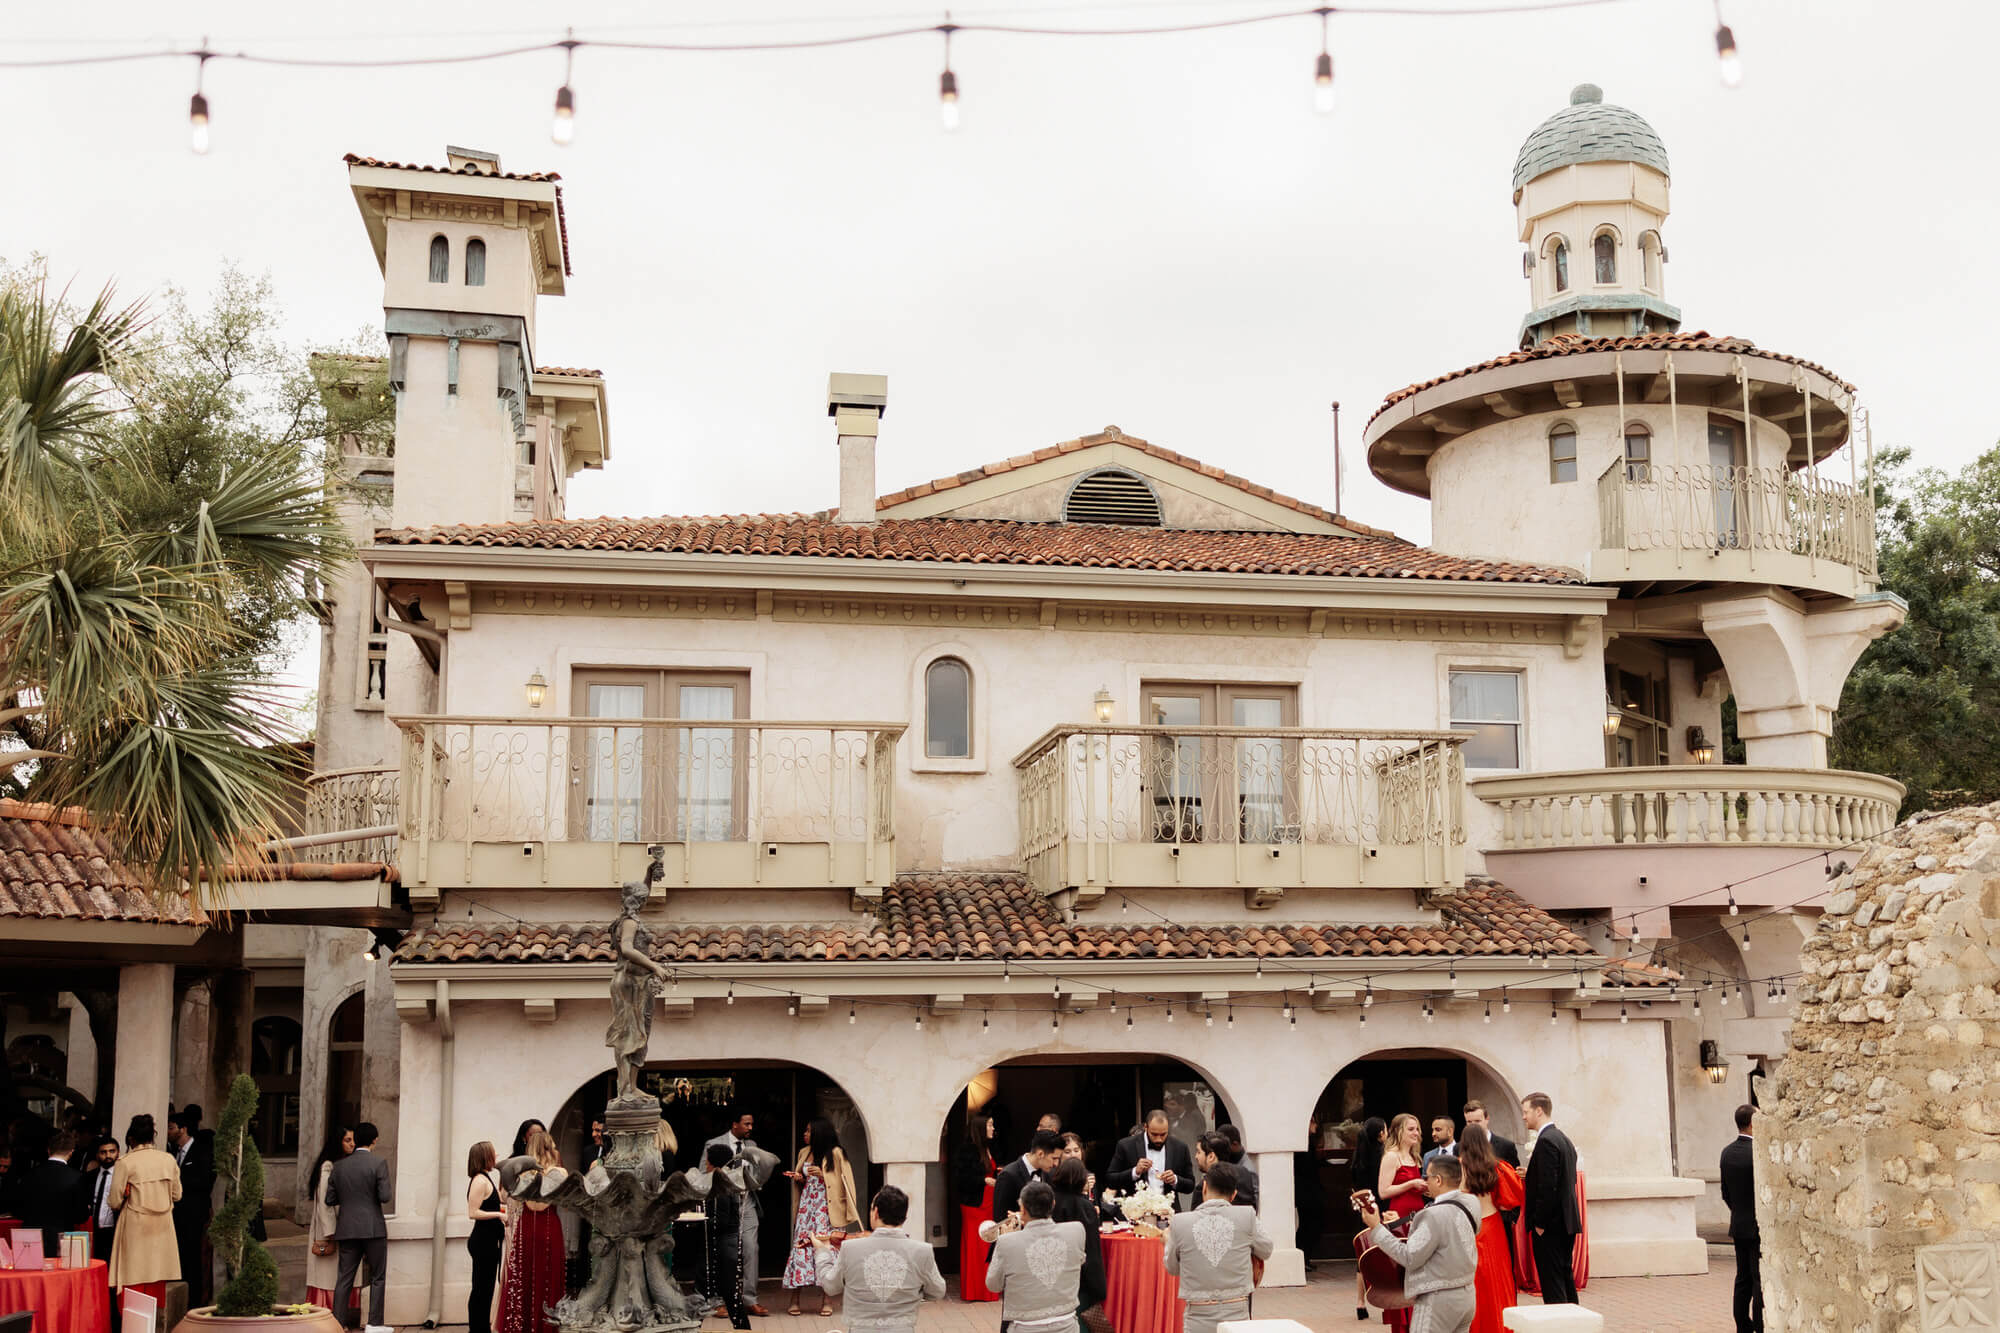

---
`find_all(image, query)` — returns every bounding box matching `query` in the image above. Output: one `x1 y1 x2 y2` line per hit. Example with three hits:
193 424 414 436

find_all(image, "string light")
938 21 960 131
188 48 212 155
1166 1003 1175 1024
670 968 679 990
981 1009 989 1032
551 31 577 145
1726 886 1738 916
1713 2 1742 89
788 995 798 1018
1502 989 1511 1014
1549 998 1558 1024
1619 1001 1629 1023
725 981 734 1005
1358 1007 1367 1026
1693 992 1702 1016
1205 1007 1214 1029
1719 985 1729 1008
1126 1012 1134 1031
1227 1005 1235 1030
914 1010 924 1031
1289 1007 1298 1029
1363 982 1373 1008
1281 995 1294 1021
848 1002 855 1024
1741 924 1753 952
1003 959 1010 984
1051 1011 1060 1032
1483 1000 1492 1024
1311 7 1334 114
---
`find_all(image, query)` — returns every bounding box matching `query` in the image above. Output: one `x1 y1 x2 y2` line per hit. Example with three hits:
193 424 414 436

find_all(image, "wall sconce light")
1093 686 1115 723
1686 726 1716 765
526 669 548 709
1603 693 1623 737
1699 1038 1730 1085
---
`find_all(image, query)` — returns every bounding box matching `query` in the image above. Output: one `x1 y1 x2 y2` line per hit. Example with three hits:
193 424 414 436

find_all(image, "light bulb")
1726 887 1739 916
1484 1002 1491 1024
1742 925 1752 952
552 85 575 146
1205 1011 1214 1028
1502 992 1512 1014
189 92 210 155
1550 1005 1558 1025
1620 1005 1629 1024
1166 1005 1174 1024
848 1003 855 1024
1715 23 1742 88
939 70 960 132
726 984 734 1005
1126 1013 1134 1030
915 1012 923 1031
1313 52 1335 114
1358 1008 1367 1026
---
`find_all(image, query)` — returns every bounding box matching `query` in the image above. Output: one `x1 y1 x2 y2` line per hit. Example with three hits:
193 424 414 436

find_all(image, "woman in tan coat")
109 1114 182 1290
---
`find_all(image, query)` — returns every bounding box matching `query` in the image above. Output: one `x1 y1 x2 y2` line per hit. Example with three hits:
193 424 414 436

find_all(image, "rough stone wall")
1763 801 2000 1333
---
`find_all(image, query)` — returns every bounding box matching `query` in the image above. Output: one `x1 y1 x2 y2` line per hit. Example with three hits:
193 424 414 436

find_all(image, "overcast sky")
12 0 1994 548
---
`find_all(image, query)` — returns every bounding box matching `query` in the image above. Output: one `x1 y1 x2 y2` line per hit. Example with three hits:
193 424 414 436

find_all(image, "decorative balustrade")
1470 765 1904 852
1013 726 1469 899
1597 461 1877 583
393 717 903 895
300 767 401 863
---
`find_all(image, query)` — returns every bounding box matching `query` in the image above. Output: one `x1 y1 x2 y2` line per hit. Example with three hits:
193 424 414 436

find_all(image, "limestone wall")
1762 802 2000 1332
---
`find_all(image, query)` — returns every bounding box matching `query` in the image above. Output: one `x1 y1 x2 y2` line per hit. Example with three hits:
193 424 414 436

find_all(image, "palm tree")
1 276 345 897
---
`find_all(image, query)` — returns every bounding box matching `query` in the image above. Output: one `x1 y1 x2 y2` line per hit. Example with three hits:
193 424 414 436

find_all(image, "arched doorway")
549 1059 873 1292
249 1015 303 1158
325 992 365 1139
1301 1047 1522 1260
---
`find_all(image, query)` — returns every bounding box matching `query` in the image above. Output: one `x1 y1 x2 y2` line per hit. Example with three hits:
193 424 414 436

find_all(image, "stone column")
209 968 255 1100
881 1162 929 1249
1254 1150 1306 1287
112 964 175 1139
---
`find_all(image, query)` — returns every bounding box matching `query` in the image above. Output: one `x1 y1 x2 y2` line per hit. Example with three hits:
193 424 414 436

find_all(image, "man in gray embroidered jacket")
811 1185 944 1333
1164 1162 1273 1333
1358 1155 1480 1333
986 1181 1086 1333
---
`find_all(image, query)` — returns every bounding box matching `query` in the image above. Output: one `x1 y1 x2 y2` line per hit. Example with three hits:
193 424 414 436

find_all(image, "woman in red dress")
950 1114 999 1301
1458 1126 1522 1333
499 1129 568 1333
1376 1114 1429 1332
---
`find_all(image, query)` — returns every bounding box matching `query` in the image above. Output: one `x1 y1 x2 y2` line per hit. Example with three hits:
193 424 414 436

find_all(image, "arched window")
1594 232 1617 284
925 657 972 758
1623 424 1651 480
464 238 486 287
1551 241 1570 293
1640 232 1662 290
428 235 449 283
1064 467 1163 526
1548 424 1578 483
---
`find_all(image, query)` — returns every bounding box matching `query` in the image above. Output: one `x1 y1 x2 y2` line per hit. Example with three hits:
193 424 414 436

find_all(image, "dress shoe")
746 1305 771 1317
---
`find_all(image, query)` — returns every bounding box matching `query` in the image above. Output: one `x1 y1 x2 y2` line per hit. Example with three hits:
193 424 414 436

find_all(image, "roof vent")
445 145 501 175
1064 467 1163 527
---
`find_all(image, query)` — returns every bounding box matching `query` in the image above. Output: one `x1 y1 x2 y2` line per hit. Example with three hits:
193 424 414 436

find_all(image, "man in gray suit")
1357 1156 1480 1333
326 1121 393 1329
1165 1163 1273 1333
704 1109 770 1316
985 1181 1086 1333
810 1185 944 1333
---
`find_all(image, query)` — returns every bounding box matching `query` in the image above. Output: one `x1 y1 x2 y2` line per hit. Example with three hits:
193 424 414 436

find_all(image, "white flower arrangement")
1117 1182 1174 1226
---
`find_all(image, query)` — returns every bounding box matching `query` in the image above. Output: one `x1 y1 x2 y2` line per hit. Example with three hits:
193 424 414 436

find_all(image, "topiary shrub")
210 1072 280 1315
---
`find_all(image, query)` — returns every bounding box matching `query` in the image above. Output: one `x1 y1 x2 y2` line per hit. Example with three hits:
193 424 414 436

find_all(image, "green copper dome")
1512 84 1669 191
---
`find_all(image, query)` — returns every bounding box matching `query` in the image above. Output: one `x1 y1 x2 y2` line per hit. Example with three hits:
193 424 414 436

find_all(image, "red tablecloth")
0 1260 111 1333
1100 1231 1182 1333
0 1220 23 1241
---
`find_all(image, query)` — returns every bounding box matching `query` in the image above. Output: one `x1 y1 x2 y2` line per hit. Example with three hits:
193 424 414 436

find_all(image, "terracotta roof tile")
1370 332 1854 426
393 873 1592 965
343 153 572 276
1601 956 1683 988
0 800 203 926
873 428 1389 536
536 366 603 379
373 514 1583 585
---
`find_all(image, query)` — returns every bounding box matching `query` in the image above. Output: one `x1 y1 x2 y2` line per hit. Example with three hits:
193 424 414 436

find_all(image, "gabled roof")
372 513 1586 584
343 152 573 276
874 427 1389 536
0 800 203 927
393 873 1592 965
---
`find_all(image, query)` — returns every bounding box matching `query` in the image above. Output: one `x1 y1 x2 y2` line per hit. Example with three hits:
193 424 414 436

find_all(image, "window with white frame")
1623 424 1652 480
464 238 487 286
1449 670 1523 769
1548 424 1578 483
427 235 449 283
1593 231 1618 284
925 657 972 758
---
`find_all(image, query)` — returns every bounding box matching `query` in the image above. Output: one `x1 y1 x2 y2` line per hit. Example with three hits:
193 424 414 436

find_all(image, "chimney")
827 373 887 524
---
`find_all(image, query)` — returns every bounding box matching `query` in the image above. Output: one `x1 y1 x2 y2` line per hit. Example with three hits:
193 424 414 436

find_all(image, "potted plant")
174 1073 343 1333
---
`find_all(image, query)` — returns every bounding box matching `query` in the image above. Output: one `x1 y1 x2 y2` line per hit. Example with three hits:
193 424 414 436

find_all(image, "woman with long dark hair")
305 1126 354 1309
951 1113 1000 1302
1349 1117 1387 1321
509 1120 546 1159
498 1129 568 1333
1459 1125 1522 1333
782 1117 856 1316
1045 1157 1107 1321
467 1141 507 1333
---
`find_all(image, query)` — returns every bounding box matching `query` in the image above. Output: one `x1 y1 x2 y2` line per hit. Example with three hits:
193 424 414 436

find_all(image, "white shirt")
93 1167 117 1228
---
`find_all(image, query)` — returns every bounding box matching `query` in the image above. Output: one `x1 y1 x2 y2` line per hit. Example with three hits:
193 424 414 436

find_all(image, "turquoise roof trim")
1513 85 1669 191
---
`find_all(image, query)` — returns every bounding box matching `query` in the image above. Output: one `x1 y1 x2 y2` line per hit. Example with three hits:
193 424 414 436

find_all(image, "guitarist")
1357 1156 1480 1333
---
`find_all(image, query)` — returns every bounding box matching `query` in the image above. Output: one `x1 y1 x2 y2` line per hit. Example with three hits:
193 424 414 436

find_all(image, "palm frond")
0 280 144 511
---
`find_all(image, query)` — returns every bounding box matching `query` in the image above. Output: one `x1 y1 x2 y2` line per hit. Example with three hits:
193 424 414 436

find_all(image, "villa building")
9 88 1903 1322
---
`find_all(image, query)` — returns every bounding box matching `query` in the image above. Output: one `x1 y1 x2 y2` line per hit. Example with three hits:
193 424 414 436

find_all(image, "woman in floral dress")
782 1118 857 1316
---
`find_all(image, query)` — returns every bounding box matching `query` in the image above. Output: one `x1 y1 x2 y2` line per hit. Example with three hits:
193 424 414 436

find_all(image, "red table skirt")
0 1220 24 1241
1100 1232 1183 1333
0 1260 111 1333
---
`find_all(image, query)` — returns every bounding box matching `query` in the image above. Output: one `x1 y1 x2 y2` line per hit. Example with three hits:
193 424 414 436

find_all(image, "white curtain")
585 684 646 842
678 685 736 842
1233 697 1285 843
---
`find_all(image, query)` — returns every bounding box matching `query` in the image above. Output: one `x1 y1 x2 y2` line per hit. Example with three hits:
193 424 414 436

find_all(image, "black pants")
1532 1228 1578 1306
175 1209 211 1306
467 1236 502 1333
715 1246 750 1330
1733 1237 1763 1333
335 1236 388 1328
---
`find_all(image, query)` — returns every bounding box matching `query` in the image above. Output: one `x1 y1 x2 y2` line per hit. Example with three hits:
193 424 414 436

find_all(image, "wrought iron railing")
1597 461 1876 579
1013 726 1468 897
300 767 401 863
1471 765 1903 850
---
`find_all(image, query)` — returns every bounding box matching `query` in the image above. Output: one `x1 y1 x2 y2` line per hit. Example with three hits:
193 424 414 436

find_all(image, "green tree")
209 1072 280 1315
1832 442 2000 812
0 262 381 892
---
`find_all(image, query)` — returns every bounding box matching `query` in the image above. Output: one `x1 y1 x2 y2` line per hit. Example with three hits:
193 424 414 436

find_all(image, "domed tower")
1363 85 1904 772
1514 84 1679 349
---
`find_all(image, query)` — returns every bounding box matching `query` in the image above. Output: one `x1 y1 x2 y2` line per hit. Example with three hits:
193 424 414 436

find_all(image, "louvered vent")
1064 468 1163 526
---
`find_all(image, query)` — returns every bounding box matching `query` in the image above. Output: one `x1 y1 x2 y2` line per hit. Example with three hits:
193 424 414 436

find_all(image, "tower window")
925 657 972 758
465 238 487 287
1549 425 1578 483
1594 232 1617 284
1623 424 1651 480
1640 232 1663 291
1552 241 1570 293
428 235 449 284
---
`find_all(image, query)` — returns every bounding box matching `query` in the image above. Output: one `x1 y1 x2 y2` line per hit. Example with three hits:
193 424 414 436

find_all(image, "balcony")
393 717 903 902
300 766 402 863
1013 726 1468 904
1595 462 1877 598
1470 765 1904 912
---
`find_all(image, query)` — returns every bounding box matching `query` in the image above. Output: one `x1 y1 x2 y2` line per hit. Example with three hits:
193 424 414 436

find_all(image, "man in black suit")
1720 1104 1762 1333
84 1136 121 1261
992 1129 1061 1227
1520 1092 1581 1306
1106 1110 1197 1210
1462 1101 1519 1168
327 1121 394 1329
168 1106 215 1305
15 1128 90 1252
1195 1131 1257 1209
